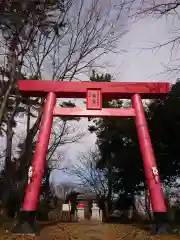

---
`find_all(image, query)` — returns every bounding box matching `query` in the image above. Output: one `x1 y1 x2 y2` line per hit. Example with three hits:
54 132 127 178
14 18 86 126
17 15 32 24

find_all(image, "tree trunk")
144 186 152 220
44 168 50 201
107 162 112 214
0 43 17 127
2 119 14 217
0 82 14 127
130 193 137 220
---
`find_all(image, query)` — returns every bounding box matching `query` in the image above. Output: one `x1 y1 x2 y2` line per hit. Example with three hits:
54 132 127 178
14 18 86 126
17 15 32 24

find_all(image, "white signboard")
62 204 71 211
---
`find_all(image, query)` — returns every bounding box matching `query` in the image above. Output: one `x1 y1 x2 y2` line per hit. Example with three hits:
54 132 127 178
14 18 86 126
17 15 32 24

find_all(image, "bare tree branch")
70 148 108 197
125 0 180 76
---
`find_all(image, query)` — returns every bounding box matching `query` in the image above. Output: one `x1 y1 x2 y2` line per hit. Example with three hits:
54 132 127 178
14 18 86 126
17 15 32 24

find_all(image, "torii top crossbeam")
18 80 170 99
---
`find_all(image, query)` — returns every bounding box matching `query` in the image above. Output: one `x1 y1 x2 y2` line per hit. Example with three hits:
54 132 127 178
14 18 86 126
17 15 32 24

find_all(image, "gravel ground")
1 221 180 240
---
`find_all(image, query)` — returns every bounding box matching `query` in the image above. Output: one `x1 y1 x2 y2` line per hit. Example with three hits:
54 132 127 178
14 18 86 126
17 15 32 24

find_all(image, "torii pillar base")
151 212 171 235
12 211 37 236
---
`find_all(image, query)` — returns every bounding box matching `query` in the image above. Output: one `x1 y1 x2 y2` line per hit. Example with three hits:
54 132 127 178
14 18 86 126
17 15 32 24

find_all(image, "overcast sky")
51 14 179 184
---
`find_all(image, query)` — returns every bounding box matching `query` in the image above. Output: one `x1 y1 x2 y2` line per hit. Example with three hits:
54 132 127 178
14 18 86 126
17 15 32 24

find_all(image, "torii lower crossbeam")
53 107 136 117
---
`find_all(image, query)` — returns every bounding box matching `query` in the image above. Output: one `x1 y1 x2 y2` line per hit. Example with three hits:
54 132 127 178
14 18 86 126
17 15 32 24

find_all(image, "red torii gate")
16 80 170 234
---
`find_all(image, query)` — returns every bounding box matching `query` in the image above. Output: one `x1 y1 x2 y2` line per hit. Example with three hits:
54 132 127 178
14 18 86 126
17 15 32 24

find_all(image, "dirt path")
40 221 109 240
1 221 180 240
39 221 180 240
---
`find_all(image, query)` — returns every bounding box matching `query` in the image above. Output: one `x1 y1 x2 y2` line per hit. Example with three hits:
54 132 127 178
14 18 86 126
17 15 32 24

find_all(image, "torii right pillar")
132 94 169 234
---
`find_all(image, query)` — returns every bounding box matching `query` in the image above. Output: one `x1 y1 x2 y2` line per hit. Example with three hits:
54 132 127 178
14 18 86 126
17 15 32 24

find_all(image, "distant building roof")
77 192 96 200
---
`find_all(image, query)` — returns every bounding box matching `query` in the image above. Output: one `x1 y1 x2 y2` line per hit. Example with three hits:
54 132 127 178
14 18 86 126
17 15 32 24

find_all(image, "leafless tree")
14 0 126 186
52 182 76 200
26 0 127 80
48 118 85 161
125 0 180 77
0 2 64 205
0 0 65 126
0 0 127 213
71 148 109 198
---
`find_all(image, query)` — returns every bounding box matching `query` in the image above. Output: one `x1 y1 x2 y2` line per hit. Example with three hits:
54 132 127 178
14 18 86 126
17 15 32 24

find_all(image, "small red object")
78 203 84 209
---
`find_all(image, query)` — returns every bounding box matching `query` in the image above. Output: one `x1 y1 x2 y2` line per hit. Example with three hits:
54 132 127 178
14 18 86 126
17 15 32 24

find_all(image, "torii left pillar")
13 92 56 235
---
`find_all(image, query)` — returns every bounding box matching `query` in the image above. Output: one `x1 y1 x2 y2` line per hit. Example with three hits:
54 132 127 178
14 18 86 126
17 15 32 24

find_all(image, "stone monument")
91 202 102 221
77 203 85 220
